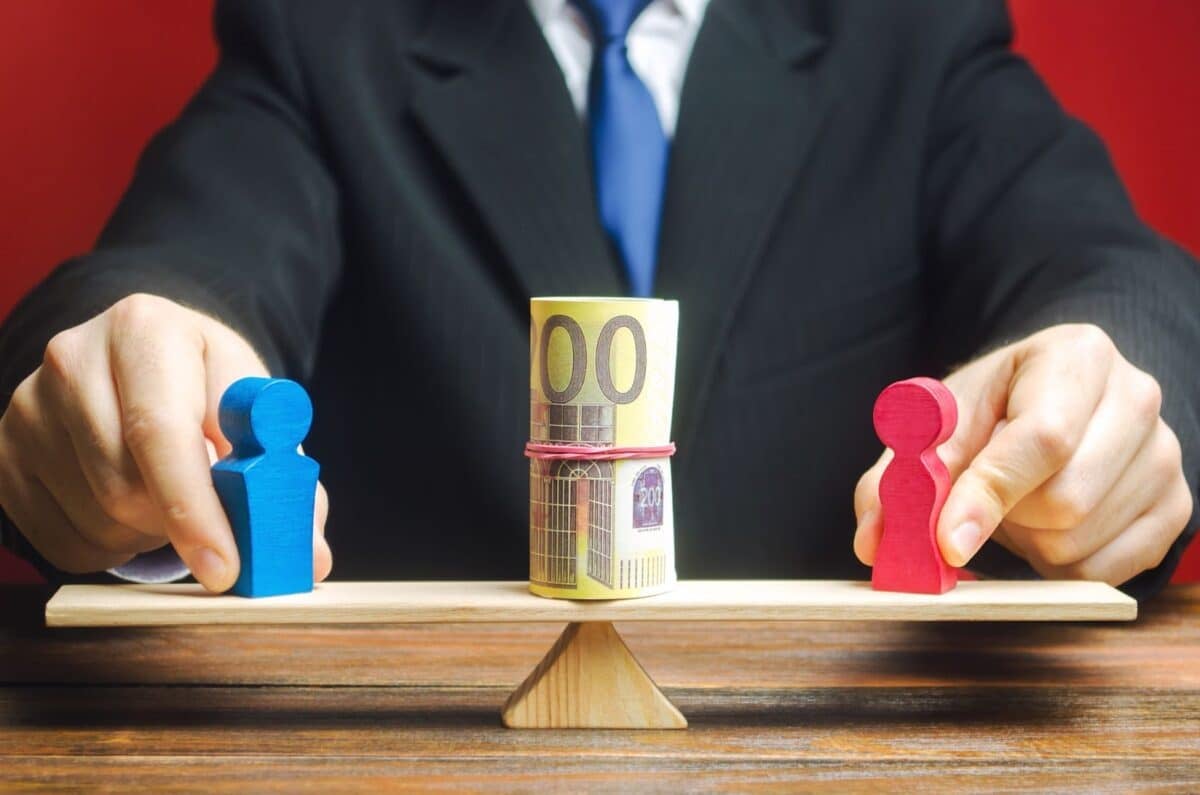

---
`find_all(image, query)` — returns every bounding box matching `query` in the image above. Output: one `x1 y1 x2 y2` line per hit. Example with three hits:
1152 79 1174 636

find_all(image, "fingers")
0 295 285 587
937 348 1014 476
1008 357 1160 530
852 325 1184 587
852 452 888 565
0 471 132 573
109 297 240 591
1011 419 1175 566
199 319 270 458
33 446 164 557
0 369 161 565
38 328 163 538
852 505 883 566
936 329 1112 566
314 481 332 582
1007 419 1188 576
1034 475 1194 586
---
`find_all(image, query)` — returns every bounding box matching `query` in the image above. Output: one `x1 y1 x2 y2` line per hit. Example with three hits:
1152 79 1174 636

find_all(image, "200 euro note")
527 297 679 599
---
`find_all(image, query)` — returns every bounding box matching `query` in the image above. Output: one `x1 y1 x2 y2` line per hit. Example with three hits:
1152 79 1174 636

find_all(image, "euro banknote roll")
527 297 679 599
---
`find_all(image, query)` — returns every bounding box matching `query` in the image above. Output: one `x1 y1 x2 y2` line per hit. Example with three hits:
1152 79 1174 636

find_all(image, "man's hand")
0 294 332 591
854 324 1193 586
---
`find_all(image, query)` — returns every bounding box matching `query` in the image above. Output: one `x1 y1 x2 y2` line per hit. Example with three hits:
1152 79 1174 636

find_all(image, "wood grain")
5 756 1200 794
502 621 687 729
7 684 1200 759
5 585 1197 790
45 579 1136 627
871 377 958 594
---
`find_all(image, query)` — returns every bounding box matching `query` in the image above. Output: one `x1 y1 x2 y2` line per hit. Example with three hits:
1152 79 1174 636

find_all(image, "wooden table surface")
4 584 1200 792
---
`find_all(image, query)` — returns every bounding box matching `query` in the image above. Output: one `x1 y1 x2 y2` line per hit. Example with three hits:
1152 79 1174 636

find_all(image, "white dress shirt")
528 0 711 139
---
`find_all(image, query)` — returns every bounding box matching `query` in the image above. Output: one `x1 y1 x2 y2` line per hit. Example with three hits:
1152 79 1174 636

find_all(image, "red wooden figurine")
871 377 959 594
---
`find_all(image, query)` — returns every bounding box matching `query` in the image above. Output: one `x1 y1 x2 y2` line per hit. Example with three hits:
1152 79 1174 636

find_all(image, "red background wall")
0 1 1197 582
1011 0 1200 579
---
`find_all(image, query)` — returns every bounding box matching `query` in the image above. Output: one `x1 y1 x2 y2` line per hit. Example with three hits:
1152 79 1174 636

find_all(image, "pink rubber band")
525 442 676 461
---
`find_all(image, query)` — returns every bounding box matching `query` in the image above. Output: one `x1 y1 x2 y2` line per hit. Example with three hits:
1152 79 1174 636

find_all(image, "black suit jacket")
3 0 1199 596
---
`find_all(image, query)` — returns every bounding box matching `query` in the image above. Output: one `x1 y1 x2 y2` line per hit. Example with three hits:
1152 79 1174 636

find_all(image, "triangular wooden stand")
501 621 687 729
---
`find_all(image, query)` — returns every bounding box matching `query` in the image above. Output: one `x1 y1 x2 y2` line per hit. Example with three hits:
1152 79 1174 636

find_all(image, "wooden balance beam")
46 580 1136 730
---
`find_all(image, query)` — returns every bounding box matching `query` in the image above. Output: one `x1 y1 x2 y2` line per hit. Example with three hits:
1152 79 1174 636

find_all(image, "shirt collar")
528 0 708 27
528 0 567 29
671 0 707 24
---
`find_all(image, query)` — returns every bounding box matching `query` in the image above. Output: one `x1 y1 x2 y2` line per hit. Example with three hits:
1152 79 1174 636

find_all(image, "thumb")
931 349 1017 566
314 481 333 582
935 337 1104 566
935 348 1016 481
852 450 888 565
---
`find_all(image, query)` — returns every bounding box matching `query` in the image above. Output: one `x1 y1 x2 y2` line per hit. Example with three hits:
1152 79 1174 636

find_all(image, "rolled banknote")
527 297 679 599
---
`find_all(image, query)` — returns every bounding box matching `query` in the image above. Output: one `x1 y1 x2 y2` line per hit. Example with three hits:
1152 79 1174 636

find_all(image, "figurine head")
873 377 957 455
218 377 313 455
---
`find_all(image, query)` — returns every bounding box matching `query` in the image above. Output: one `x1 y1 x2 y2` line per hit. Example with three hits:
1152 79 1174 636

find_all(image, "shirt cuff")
108 546 192 584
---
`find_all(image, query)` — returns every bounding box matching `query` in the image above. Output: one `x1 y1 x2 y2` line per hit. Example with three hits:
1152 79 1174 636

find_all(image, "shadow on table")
3 685 502 731
805 619 1124 684
676 685 1071 729
671 620 1103 729
5 681 1071 734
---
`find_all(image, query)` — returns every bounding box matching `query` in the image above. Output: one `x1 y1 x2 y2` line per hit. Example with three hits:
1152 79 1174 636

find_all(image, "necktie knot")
574 0 655 44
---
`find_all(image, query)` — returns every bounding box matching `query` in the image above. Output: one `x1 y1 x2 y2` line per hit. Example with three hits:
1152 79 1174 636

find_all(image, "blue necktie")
575 0 668 298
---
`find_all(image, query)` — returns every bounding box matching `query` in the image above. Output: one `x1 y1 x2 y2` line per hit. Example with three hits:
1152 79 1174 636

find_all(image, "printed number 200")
637 485 663 509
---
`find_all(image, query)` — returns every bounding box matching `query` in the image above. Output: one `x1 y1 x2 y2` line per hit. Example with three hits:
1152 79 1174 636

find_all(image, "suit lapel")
406 0 624 299
656 0 836 450
407 0 836 447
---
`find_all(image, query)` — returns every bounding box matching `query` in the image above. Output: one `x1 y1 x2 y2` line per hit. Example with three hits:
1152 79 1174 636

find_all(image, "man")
0 0 1197 598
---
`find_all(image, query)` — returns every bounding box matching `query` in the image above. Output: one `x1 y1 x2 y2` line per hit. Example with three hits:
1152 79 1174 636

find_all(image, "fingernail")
949 521 985 565
191 546 229 589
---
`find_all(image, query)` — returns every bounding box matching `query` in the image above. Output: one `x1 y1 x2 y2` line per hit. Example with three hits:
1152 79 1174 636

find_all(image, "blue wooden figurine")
212 377 319 598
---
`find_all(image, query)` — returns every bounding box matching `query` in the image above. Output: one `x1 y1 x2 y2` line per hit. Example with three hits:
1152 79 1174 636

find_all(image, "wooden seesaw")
45 579 1136 730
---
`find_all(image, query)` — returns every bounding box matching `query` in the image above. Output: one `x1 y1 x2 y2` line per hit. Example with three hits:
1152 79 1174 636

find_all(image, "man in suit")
0 0 1197 598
